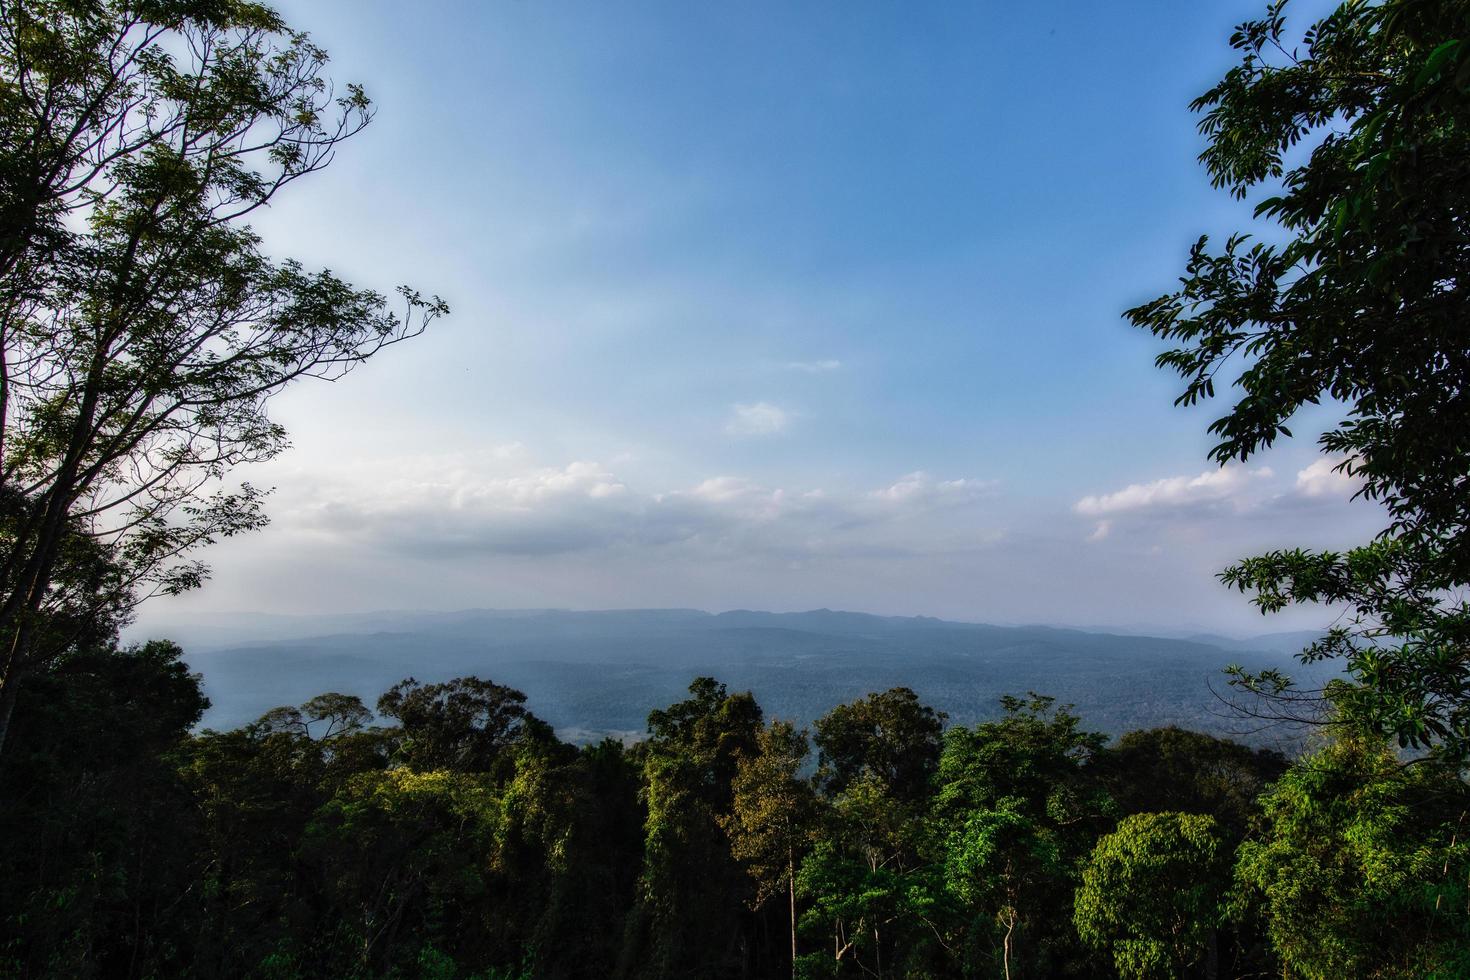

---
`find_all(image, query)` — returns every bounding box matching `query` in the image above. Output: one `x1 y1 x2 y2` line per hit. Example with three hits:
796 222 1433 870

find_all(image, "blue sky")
137 0 1378 635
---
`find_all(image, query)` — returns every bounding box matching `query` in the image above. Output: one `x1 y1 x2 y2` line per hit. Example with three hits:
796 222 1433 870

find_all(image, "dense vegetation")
3 648 1465 979
3 0 1470 977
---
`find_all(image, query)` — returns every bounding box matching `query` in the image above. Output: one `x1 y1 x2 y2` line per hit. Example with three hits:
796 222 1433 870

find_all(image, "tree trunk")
0 644 27 763
1002 909 1016 980
788 847 798 980
0 671 15 753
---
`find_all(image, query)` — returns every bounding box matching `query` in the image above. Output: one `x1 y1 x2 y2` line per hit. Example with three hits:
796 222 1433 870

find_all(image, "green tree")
621 678 763 980
515 739 645 980
722 720 819 980
307 767 508 976
1127 0 1470 757
795 820 950 980
932 695 1110 979
813 687 945 804
376 676 551 776
795 689 953 978
1234 736 1470 979
1100 727 1286 839
942 796 1064 980
0 0 445 753
1074 812 1231 980
182 707 340 975
257 693 374 742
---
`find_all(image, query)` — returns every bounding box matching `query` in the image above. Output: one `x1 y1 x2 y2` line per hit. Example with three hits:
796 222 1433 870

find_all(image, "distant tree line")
1 647 1466 979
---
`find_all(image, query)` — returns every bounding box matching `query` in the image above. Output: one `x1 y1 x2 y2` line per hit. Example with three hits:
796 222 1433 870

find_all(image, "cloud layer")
282 451 1000 563
1074 465 1273 517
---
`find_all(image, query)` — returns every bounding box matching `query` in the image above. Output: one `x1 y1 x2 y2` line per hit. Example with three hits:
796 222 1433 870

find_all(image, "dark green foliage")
788 689 953 977
377 676 555 776
1101 727 1287 839
1235 737 1470 979
620 677 763 980
0 0 443 758
1093 730 1288 978
522 739 646 980
182 713 345 974
0 641 207 977
8 648 1470 979
813 687 946 804
3 1 1464 978
930 695 1112 979
1128 0 1470 758
1131 0 1470 570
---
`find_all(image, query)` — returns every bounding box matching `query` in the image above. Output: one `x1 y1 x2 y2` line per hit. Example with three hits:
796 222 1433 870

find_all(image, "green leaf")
1415 39 1463 90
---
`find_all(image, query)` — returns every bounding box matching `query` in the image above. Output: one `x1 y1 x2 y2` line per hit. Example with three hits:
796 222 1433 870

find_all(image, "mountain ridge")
150 607 1328 751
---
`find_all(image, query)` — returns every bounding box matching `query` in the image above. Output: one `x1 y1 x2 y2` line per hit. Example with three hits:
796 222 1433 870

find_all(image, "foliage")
1127 0 1470 756
307 768 507 975
1074 812 1230 980
0 0 444 753
1100 726 1287 838
376 676 553 776
724 721 819 977
931 694 1111 979
620 677 763 980
813 686 945 804
16 652 1470 979
0 640 207 978
726 722 818 906
1234 736 1470 979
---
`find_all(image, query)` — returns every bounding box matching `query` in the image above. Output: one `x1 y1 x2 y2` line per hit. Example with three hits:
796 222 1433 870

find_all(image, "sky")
135 0 1379 637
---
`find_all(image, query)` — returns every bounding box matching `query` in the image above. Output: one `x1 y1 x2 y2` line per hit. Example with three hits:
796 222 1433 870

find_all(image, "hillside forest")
4 652 1467 979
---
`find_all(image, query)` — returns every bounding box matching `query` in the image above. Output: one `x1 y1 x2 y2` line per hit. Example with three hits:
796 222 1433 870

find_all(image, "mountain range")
139 608 1333 750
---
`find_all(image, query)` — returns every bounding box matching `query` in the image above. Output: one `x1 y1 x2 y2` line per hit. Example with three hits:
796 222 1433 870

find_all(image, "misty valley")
175 608 1324 747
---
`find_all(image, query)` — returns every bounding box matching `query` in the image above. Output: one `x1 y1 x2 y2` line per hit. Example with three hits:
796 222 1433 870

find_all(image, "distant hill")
150 608 1332 750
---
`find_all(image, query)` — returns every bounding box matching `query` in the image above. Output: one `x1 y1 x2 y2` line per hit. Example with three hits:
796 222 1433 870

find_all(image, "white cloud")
283 450 996 562
1295 457 1362 499
726 402 791 436
784 359 842 373
684 476 762 504
871 471 996 507
1074 464 1273 517
1087 520 1112 542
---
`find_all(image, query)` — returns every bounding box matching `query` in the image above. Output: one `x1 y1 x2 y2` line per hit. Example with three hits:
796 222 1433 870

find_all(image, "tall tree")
932 695 1110 979
1127 0 1470 758
376 676 551 776
722 720 819 980
1100 727 1287 840
622 678 762 980
0 0 445 753
801 690 953 978
0 640 208 977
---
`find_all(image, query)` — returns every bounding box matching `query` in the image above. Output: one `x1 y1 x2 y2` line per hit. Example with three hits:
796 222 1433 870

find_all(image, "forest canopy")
3 656 1466 979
